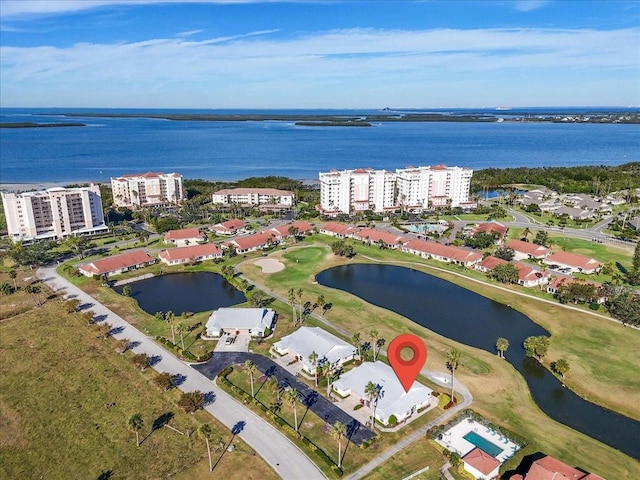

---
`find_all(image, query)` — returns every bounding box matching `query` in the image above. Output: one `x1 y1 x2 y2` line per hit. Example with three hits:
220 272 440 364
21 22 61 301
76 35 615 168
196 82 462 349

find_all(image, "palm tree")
553 358 570 379
330 421 347 469
288 288 297 326
316 294 326 317
127 413 144 447
284 387 299 432
176 323 186 350
244 360 257 398
165 311 176 344
364 381 382 428
352 333 362 361
368 329 378 361
320 360 335 398
522 227 531 240
446 349 462 403
375 337 385 361
198 423 214 472
496 337 510 359
296 288 304 319
308 350 319 387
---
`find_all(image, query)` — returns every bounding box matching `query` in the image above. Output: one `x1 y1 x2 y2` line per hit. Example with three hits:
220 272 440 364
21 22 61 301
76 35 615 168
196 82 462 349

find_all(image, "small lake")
114 272 246 315
316 263 640 460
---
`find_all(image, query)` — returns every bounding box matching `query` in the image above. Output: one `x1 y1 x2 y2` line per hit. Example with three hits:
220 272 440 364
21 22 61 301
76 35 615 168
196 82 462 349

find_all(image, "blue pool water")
463 431 504 457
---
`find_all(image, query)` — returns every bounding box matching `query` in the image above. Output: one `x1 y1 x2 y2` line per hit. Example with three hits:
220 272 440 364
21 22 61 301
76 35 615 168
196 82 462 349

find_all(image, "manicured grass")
0 296 276 480
547 232 633 269
238 238 640 478
363 437 446 480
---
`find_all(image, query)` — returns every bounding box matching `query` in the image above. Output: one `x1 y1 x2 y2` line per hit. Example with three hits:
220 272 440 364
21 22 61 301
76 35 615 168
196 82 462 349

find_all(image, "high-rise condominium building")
111 172 184 209
2 185 108 242
319 165 473 215
319 168 396 215
395 165 473 211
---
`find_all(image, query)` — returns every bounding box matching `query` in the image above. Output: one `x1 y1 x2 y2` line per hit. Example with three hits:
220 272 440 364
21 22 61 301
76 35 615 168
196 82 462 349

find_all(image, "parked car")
224 336 234 345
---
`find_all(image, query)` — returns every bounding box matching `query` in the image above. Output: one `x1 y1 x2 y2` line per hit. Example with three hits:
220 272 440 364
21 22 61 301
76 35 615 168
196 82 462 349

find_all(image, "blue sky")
1 0 639 108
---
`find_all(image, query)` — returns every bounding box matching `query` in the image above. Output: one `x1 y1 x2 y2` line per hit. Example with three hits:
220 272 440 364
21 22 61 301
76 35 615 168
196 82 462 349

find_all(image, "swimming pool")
463 431 503 457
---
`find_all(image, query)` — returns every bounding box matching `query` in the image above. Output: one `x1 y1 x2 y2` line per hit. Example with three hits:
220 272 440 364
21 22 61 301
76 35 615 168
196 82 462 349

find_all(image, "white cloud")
513 0 551 12
0 0 290 19
1 26 638 107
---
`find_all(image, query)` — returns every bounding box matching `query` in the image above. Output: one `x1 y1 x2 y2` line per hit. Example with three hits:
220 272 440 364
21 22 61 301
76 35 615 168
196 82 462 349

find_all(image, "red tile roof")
271 221 313 236
404 239 483 264
120 171 165 178
547 276 601 291
353 228 407 245
505 239 551 257
231 231 275 250
221 219 246 230
79 251 154 275
514 262 549 283
463 447 500 476
478 256 508 270
545 252 602 270
164 227 204 241
159 243 222 262
525 456 593 480
472 222 508 239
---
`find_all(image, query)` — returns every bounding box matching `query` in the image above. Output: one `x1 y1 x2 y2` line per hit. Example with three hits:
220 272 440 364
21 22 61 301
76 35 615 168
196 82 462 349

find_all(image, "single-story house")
332 361 433 426
543 251 602 274
272 326 356 375
268 221 314 240
227 231 277 254
476 256 549 287
628 217 640 231
164 227 207 247
351 228 407 248
552 206 596 221
319 222 359 238
158 243 223 265
402 239 483 267
463 447 501 480
510 454 604 480
210 219 247 235
546 276 605 303
470 222 508 243
205 308 275 337
504 239 551 260
78 250 156 277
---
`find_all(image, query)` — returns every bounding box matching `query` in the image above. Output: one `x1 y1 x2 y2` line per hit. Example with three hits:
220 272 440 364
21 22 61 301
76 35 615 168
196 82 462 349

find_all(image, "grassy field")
0 275 277 480
237 238 640 478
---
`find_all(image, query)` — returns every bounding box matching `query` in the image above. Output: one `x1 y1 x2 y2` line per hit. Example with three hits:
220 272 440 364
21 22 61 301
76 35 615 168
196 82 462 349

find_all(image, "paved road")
37 265 326 480
194 352 376 445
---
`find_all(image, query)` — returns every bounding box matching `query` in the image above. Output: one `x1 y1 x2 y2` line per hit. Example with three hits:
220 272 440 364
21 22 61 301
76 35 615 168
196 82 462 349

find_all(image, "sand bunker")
254 258 285 273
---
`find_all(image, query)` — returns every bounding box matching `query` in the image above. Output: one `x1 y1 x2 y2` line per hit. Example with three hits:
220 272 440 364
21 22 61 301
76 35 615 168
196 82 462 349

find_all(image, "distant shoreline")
0 122 86 128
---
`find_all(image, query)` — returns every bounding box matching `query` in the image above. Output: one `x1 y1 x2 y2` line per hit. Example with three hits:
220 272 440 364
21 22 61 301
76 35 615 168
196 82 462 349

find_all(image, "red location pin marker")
388 334 428 393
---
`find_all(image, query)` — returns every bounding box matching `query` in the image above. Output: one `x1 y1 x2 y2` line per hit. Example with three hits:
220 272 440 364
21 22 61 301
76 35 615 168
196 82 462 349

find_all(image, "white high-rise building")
319 168 397 215
395 165 473 211
2 185 108 242
319 164 473 216
111 172 184 209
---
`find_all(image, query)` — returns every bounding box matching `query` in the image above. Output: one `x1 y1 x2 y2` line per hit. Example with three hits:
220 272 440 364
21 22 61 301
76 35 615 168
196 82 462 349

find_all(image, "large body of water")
1 108 638 184
316 264 640 461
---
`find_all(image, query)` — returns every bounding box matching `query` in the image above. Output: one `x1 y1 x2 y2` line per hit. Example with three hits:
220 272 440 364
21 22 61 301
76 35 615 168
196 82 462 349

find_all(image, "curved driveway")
37 265 326 480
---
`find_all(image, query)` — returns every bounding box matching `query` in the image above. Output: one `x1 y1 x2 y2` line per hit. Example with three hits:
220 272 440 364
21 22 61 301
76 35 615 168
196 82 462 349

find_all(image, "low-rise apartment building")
211 188 294 208
111 172 184 209
2 185 107 242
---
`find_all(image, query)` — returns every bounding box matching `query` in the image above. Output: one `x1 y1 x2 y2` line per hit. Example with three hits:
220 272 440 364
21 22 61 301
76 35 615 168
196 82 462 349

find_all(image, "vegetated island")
46 111 640 124
0 122 86 129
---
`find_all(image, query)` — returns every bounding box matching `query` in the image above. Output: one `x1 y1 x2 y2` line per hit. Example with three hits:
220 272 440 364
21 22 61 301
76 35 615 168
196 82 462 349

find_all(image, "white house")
210 219 247 235
332 361 433 426
504 239 551 260
158 243 223 265
272 327 356 375
78 250 156 277
462 447 501 480
164 227 207 247
543 251 602 274
205 308 275 337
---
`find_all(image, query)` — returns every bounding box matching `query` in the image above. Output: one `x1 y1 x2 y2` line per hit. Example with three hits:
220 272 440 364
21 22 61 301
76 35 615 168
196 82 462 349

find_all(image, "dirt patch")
253 258 285 274
0 400 26 448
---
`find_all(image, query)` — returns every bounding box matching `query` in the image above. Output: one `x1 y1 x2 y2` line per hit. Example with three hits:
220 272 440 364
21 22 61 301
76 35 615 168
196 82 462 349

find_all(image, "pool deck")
436 418 520 464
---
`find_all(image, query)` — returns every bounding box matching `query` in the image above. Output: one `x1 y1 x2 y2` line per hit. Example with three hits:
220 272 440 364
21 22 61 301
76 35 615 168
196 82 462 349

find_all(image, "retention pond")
114 272 246 315
316 263 640 460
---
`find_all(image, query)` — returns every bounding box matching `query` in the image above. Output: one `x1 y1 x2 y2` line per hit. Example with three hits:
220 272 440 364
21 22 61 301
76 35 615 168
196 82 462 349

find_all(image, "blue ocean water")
1 108 638 183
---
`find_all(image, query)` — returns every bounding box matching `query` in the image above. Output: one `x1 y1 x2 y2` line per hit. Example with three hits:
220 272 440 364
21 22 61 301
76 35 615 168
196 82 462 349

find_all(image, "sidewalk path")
37 265 326 480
